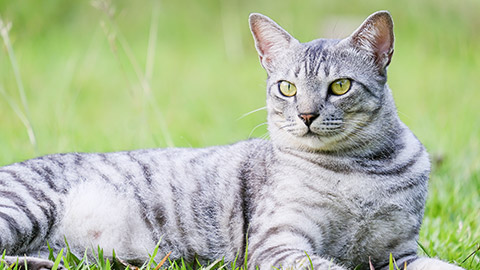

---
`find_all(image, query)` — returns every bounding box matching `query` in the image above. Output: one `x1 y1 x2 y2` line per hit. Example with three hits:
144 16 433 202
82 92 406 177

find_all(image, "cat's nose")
298 113 319 127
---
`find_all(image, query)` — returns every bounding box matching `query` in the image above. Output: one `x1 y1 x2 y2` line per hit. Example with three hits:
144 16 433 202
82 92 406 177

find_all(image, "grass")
0 0 479 269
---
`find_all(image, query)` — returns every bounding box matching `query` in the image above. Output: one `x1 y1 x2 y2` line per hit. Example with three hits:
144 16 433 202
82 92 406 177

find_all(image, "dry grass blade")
153 251 172 270
202 258 223 270
93 0 174 147
369 256 375 270
0 17 38 153
116 257 140 270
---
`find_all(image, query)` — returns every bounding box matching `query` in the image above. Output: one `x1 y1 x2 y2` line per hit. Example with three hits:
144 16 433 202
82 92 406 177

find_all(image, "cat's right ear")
348 11 394 72
249 13 299 72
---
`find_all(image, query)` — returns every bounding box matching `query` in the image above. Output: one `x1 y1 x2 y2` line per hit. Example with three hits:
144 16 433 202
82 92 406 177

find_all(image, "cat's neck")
273 100 407 165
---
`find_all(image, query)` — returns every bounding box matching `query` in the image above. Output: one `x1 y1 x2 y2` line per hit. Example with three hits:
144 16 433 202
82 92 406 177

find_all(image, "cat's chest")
269 165 418 266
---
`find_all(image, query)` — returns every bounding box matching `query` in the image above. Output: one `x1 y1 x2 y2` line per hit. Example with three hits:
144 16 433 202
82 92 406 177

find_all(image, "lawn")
0 0 478 269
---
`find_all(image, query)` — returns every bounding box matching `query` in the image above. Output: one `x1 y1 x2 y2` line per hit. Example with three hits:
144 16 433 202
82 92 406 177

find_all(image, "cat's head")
249 11 398 154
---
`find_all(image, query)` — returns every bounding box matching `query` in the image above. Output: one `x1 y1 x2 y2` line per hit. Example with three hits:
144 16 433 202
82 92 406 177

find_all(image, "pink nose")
298 113 319 127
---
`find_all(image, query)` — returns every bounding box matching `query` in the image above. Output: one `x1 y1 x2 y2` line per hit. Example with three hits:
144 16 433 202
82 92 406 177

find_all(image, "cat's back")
0 138 271 259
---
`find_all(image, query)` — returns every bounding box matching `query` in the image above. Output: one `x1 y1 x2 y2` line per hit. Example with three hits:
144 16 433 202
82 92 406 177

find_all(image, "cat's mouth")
304 124 344 138
304 129 318 137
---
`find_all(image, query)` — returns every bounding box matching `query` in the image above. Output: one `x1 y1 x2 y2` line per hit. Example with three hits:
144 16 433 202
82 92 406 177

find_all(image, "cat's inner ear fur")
349 11 394 71
249 13 299 72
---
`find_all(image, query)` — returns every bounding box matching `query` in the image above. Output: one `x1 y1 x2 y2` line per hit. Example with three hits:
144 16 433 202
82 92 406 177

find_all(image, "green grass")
0 0 479 269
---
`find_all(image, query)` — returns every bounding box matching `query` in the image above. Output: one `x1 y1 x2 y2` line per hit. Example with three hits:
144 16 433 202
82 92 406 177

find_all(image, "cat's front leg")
1 256 65 270
247 246 346 269
247 241 346 270
400 257 464 270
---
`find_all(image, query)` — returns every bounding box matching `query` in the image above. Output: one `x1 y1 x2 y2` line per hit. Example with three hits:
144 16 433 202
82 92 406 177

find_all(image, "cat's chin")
297 135 343 152
272 130 345 153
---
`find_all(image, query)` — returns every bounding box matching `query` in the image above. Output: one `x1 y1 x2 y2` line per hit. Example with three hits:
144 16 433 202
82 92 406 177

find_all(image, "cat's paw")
407 257 464 270
2 256 65 270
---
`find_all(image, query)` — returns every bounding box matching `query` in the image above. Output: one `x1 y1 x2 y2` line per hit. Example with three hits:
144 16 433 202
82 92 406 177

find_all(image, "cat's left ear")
249 13 299 73
349 11 394 71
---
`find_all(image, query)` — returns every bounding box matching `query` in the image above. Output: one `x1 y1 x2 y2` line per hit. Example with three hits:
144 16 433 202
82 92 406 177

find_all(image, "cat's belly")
54 181 157 260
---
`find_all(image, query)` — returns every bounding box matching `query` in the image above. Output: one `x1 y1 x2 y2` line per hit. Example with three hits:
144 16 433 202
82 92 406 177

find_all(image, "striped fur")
0 11 463 270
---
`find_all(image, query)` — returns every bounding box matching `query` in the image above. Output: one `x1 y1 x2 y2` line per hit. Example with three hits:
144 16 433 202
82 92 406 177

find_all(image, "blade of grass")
0 17 38 153
461 244 480 264
51 248 64 270
416 241 431 258
389 253 394 270
0 251 6 269
304 251 314 270
92 0 173 147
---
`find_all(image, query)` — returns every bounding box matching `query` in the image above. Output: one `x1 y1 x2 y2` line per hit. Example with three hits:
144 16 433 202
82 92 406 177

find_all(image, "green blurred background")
0 0 479 267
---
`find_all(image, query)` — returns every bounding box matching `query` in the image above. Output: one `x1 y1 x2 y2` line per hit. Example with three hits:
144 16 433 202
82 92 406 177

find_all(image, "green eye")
330 78 351 95
278 81 297 97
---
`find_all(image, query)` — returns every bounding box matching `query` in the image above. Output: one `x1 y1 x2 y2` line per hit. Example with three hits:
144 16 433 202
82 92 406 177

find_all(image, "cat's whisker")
278 123 296 130
259 133 270 140
248 122 268 138
237 106 267 120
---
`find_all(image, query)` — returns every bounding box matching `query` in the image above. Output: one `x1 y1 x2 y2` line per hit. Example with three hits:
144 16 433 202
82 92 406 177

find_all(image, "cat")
0 11 465 270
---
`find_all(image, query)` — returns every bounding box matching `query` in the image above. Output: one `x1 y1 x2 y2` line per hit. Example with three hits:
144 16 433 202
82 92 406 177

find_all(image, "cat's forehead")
291 38 340 79
304 38 342 50
291 37 375 80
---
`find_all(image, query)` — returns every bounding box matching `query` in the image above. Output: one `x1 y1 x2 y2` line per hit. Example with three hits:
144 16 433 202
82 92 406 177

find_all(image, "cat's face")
250 11 396 153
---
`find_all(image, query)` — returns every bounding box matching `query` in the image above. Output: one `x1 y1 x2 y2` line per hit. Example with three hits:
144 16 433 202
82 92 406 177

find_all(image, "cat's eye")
330 79 351 95
278 81 297 97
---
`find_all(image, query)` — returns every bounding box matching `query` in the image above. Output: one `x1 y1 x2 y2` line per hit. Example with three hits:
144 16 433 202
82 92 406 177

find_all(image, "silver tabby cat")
0 11 464 270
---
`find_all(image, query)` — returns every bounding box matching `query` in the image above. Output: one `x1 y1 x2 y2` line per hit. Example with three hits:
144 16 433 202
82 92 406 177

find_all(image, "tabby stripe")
356 81 379 99
100 154 159 242
239 159 253 260
0 190 40 251
0 212 23 250
271 250 301 269
22 164 62 193
43 155 68 177
1 170 58 243
192 174 220 253
294 65 302 77
280 148 353 174
127 152 153 185
226 198 240 252
386 174 427 194
85 161 115 187
250 225 317 257
303 47 311 76
367 146 423 176
255 246 298 263
314 51 327 77
308 48 317 77
170 182 194 256
205 163 223 251
73 153 83 165
0 204 17 210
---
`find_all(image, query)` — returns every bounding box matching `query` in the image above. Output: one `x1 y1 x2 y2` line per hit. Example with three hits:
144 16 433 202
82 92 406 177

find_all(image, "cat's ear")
249 13 299 72
349 11 394 71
